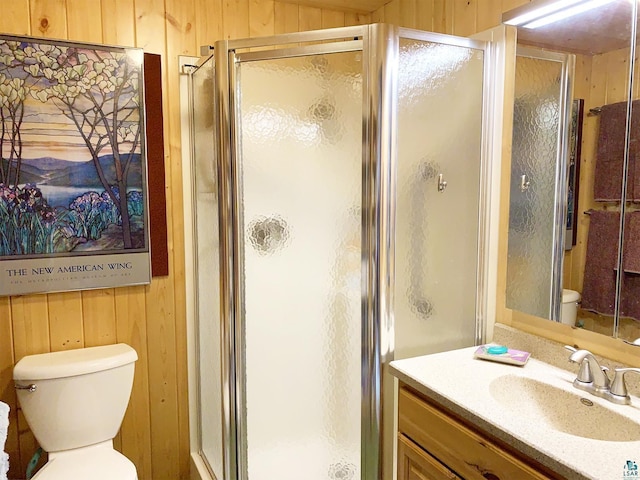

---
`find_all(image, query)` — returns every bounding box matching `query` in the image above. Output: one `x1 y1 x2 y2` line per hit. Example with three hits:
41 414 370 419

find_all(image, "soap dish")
473 345 531 366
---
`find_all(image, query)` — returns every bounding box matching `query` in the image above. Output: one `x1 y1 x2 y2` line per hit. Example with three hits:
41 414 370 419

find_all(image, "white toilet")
13 343 138 479
561 289 581 326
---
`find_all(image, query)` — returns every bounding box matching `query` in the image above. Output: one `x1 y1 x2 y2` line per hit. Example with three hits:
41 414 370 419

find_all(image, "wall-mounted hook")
437 173 447 193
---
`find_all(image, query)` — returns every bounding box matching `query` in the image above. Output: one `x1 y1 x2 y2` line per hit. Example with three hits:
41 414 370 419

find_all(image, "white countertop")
390 346 640 480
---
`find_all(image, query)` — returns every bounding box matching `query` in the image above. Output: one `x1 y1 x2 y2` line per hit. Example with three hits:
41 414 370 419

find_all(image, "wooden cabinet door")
398 434 461 480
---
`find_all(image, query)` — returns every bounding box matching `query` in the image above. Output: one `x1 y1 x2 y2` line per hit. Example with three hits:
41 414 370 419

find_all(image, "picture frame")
0 34 151 296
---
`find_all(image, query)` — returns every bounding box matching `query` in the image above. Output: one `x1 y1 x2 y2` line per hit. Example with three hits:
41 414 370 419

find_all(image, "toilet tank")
13 344 137 453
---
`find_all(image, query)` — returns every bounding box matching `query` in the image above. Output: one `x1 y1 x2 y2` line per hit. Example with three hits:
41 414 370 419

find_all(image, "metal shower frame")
187 22 493 480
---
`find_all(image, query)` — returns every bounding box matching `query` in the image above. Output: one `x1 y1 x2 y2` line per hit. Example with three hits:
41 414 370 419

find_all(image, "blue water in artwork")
36 185 97 207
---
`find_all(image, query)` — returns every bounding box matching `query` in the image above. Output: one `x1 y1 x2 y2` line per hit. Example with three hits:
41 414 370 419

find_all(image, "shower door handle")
437 174 447 193
520 174 531 192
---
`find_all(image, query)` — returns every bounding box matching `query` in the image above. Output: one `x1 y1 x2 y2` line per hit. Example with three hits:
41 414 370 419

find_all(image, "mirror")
502 0 639 341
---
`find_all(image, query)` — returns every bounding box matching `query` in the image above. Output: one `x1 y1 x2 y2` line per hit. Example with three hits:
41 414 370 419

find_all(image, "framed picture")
566 98 584 251
0 34 151 296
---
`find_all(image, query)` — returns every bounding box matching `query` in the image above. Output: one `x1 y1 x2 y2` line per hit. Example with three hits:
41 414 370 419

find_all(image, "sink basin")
489 375 640 442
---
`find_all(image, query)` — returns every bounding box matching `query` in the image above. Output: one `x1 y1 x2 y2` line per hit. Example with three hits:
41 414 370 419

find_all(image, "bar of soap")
473 345 530 366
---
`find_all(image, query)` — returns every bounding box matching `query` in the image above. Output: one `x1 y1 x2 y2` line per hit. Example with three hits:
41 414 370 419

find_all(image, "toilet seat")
31 443 137 480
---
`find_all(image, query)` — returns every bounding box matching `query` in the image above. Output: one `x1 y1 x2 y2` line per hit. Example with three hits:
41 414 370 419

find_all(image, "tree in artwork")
0 39 146 256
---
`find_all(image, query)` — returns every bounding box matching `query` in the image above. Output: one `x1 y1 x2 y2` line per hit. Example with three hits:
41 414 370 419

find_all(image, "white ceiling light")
503 0 617 29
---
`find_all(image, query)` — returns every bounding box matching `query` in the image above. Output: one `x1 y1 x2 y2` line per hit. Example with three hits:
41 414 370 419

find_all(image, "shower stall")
181 23 509 480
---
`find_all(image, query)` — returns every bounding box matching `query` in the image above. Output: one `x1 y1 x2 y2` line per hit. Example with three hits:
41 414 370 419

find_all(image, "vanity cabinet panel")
398 385 562 480
398 433 461 480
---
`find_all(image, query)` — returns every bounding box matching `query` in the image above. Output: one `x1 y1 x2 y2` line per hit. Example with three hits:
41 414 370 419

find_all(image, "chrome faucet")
565 346 637 405
568 348 610 392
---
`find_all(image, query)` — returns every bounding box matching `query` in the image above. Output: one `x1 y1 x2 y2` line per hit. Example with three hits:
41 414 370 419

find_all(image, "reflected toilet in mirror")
502 0 640 341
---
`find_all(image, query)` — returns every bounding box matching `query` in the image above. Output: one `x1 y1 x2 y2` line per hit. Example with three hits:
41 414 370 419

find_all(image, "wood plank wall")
0 1 369 479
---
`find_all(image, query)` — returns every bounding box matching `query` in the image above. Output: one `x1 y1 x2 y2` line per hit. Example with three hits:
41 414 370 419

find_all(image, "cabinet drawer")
398 386 559 480
398 433 462 480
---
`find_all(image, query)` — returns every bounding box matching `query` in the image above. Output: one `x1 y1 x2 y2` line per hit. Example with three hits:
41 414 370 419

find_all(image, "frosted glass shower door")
394 34 486 359
506 49 571 321
234 51 363 480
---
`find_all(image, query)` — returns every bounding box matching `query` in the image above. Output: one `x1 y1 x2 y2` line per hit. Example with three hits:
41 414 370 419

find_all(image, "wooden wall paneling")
164 0 196 475
0 298 19 480
134 0 166 55
47 292 84 351
502 0 531 12
145 278 181 480
274 1 298 34
66 0 103 43
196 0 224 47
11 295 50 362
605 48 631 104
275 2 300 34
223 0 251 39
101 0 136 47
11 295 50 477
0 0 31 35
321 9 345 29
476 0 503 32
384 0 401 26
414 0 434 32
432 0 453 34
344 11 370 26
251 0 276 37
400 0 417 29
30 0 67 39
82 290 117 346
452 0 477 37
299 5 322 32
371 5 383 23
116 285 153 479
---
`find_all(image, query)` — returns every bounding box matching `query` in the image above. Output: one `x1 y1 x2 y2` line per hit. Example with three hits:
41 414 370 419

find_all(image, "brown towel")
619 211 640 321
621 275 640 321
594 101 628 201
623 211 640 274
630 102 640 201
581 211 620 317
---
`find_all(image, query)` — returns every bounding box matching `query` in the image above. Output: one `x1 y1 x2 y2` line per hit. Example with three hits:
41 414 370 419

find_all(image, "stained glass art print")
0 35 150 296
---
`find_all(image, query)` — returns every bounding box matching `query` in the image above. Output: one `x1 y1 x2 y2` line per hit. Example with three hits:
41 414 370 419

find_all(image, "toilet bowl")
13 344 138 480
561 289 581 326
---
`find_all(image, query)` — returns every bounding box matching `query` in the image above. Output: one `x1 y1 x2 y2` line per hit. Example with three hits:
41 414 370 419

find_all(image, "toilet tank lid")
13 344 138 381
562 289 581 303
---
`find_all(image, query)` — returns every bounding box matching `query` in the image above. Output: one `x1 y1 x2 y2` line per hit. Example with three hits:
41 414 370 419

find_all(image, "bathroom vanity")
390 344 640 480
397 385 557 479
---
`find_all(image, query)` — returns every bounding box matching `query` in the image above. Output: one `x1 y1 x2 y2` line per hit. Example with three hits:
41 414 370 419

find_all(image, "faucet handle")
565 346 593 383
611 368 640 398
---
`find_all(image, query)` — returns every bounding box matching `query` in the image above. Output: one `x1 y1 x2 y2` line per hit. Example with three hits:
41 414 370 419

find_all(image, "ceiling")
508 0 635 56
